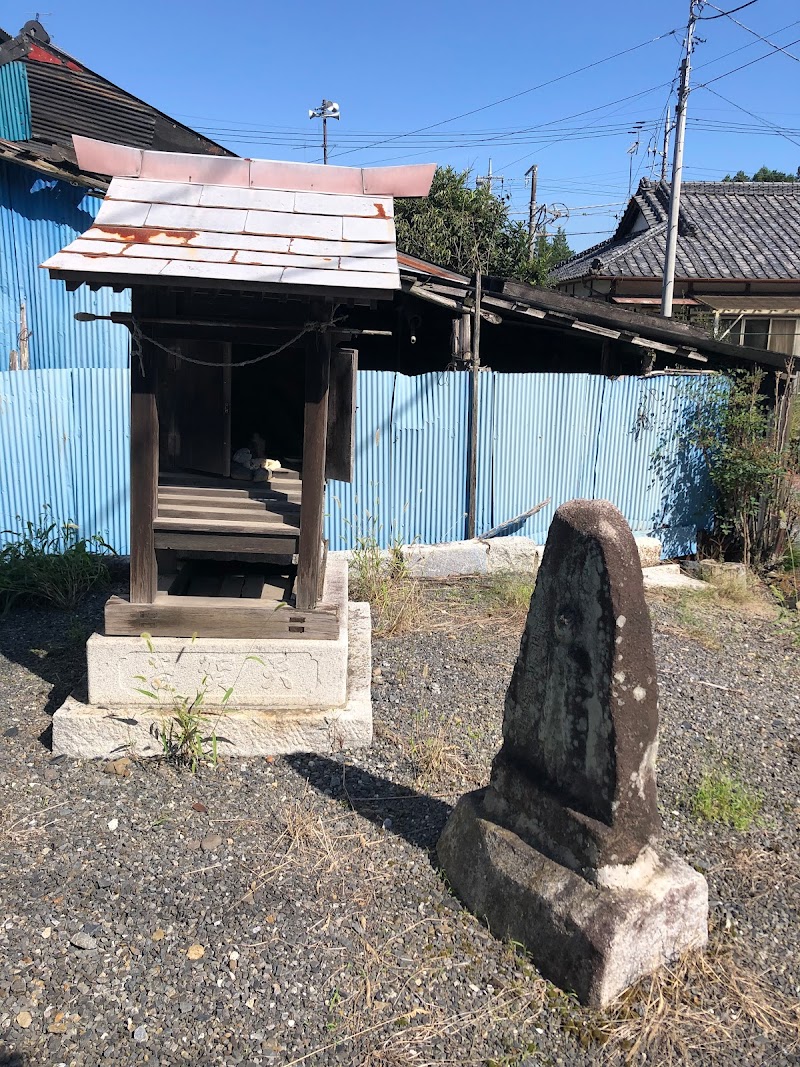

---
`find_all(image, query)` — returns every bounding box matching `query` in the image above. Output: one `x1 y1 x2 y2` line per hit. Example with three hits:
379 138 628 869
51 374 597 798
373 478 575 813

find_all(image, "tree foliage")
687 371 798 568
394 166 571 286
722 166 798 182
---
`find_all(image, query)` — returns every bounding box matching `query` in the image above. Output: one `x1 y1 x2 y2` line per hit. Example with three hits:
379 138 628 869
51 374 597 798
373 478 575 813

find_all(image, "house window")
719 315 799 356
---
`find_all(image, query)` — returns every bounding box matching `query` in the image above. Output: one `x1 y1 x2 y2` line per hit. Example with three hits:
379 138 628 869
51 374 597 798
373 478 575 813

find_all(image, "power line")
702 86 800 150
697 0 758 19
327 27 682 161
694 34 800 88
703 3 800 62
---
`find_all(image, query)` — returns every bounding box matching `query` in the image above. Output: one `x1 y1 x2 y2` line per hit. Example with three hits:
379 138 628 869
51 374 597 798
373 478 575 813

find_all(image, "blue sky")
4 0 799 252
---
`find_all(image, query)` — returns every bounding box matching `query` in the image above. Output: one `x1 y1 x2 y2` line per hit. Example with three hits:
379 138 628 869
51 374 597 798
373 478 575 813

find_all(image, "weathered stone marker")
438 499 708 1007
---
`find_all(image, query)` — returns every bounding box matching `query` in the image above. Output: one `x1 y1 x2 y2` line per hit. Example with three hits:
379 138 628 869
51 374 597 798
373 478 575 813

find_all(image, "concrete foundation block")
401 540 489 578
698 560 747 587
482 536 540 576
53 602 373 759
634 536 663 568
438 790 709 1008
88 557 349 709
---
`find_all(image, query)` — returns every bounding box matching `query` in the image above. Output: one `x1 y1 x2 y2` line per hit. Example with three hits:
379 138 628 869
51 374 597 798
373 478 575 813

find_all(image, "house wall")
0 156 130 370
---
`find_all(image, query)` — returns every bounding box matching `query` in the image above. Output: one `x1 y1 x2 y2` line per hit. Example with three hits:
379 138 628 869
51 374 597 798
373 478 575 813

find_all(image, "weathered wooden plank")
157 503 300 524
153 531 298 556
153 515 300 535
104 594 339 640
296 322 331 610
326 345 357 483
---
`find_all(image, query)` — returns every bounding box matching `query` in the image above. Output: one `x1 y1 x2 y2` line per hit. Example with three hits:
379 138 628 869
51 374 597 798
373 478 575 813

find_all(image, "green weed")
691 770 763 830
0 507 113 613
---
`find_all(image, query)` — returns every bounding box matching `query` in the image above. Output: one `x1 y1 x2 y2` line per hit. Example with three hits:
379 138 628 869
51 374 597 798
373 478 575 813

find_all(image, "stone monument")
438 499 708 1008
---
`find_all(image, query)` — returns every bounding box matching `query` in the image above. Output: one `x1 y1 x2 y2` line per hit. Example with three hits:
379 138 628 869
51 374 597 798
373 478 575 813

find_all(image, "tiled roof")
553 178 800 283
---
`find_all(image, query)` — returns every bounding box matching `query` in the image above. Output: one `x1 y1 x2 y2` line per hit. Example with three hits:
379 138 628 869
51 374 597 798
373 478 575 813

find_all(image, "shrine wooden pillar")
129 289 159 604
296 322 331 610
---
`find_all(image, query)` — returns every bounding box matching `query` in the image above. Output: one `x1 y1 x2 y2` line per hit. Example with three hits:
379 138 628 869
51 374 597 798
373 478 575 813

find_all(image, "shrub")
0 507 113 613
662 369 799 570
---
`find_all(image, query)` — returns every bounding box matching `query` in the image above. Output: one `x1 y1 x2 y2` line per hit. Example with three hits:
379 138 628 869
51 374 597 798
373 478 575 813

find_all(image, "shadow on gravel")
0 561 128 725
0 1052 26 1066
284 754 453 853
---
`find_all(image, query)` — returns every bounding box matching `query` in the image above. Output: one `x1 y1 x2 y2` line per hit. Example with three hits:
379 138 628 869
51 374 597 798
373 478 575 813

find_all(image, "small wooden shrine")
43 135 434 641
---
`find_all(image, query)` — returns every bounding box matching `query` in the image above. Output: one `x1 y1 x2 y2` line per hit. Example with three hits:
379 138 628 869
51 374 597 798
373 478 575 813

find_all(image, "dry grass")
711 844 800 903
591 932 800 1064
409 717 469 786
349 542 425 638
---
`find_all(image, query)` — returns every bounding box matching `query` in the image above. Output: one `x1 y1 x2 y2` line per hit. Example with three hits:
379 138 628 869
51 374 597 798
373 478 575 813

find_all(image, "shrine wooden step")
153 515 300 535
157 502 301 524
104 593 338 639
158 488 301 510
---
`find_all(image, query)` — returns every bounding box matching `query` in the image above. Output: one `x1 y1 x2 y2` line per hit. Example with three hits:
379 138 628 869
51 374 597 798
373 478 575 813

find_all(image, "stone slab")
88 556 349 709
438 789 709 1008
642 564 707 591
332 532 660 581
481 537 541 576
401 540 489 578
53 602 372 759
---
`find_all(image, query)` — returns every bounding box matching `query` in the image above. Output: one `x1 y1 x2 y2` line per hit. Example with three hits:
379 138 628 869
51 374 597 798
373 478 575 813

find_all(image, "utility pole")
660 106 672 182
308 99 340 164
526 163 539 258
466 272 482 540
477 158 503 195
661 2 701 317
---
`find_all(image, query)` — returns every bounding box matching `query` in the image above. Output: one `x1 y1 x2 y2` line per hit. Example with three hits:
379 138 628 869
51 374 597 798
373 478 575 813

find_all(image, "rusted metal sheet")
73 136 435 197
42 150 407 294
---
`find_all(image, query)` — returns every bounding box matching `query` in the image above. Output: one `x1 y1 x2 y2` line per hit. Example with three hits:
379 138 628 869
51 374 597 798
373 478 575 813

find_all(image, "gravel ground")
0 575 798 1066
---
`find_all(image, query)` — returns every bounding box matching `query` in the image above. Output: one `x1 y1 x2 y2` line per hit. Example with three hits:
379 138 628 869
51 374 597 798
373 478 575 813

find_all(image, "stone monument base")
52 603 372 759
438 790 709 1008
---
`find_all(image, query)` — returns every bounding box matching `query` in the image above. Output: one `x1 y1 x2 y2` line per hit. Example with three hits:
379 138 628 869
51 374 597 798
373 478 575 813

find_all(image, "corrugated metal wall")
0 368 130 552
0 62 32 141
0 157 130 370
0 367 710 560
325 370 712 557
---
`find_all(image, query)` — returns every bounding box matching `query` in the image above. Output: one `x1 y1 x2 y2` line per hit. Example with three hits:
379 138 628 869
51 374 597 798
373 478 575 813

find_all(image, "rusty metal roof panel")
41 142 426 295
73 136 435 197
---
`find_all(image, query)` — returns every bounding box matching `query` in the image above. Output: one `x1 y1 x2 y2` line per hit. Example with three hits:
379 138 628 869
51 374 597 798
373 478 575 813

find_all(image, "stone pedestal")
52 558 372 758
438 791 707 1008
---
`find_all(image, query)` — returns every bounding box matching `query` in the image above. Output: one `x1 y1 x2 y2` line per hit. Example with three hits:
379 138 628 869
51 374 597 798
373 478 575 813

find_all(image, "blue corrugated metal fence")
0 157 130 371
0 369 130 552
0 367 710 558
325 370 712 557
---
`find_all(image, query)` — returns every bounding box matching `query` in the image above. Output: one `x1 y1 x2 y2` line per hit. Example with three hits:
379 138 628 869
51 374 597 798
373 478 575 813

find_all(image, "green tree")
394 166 571 286
722 166 798 182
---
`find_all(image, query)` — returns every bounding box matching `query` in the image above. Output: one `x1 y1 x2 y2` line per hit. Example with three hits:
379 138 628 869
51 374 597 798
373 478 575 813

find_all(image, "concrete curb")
333 535 662 581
